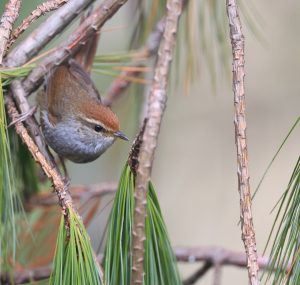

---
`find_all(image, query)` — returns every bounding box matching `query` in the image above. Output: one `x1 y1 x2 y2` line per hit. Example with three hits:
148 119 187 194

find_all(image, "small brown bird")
38 60 128 163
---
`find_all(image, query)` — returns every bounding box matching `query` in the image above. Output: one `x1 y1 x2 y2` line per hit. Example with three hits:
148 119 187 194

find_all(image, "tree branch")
3 245 288 284
226 1 260 284
21 0 129 96
7 0 69 50
4 0 95 67
5 96 73 215
9 80 56 170
0 0 22 64
102 0 191 107
175 246 279 270
102 17 166 107
28 182 118 206
183 262 213 285
131 1 183 284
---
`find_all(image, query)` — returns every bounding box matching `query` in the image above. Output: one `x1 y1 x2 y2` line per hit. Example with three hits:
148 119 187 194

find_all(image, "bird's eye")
94 125 104 132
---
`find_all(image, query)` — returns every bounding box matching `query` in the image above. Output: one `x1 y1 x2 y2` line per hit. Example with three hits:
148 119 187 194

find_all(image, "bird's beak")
114 131 129 141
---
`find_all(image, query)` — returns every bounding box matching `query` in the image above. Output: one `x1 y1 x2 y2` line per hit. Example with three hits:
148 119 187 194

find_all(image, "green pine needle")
104 164 182 285
265 156 300 284
50 207 104 285
0 65 34 87
0 75 23 270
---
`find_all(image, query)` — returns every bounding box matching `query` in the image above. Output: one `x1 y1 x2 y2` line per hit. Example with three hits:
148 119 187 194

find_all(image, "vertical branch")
0 0 22 64
226 1 260 284
131 0 183 284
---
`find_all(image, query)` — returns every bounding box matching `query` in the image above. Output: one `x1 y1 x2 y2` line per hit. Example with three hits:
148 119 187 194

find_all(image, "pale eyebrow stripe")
80 116 113 133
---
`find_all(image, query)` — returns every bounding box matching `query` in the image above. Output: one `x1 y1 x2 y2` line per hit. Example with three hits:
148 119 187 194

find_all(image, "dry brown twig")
4 0 130 190
131 0 183 284
3 0 130 226
226 0 260 284
9 80 56 168
4 0 98 166
183 262 213 285
4 0 129 215
0 0 22 64
104 0 190 111
5 96 73 214
20 0 129 95
102 18 166 106
7 0 69 50
2 245 288 284
4 0 96 68
28 182 118 206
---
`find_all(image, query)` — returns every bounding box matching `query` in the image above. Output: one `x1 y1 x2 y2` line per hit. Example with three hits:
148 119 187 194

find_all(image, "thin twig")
28 182 118 206
213 263 222 285
4 0 96 67
131 1 183 284
9 80 56 169
7 0 69 50
102 17 166 106
5 96 72 215
104 3 187 107
2 245 289 284
0 0 22 64
183 262 213 285
21 0 129 96
103 0 190 110
175 246 280 270
1 266 52 285
103 69 142 107
226 1 260 284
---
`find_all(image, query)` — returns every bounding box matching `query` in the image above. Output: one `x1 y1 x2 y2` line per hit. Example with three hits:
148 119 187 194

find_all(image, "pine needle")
50 207 104 285
0 75 23 270
104 164 182 285
265 157 300 284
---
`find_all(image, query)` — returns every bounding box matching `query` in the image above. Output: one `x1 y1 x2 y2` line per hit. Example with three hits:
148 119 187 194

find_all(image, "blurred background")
1 0 300 284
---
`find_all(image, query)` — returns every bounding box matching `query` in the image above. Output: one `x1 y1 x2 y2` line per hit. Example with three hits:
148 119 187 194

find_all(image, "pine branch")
103 0 190 106
226 1 260 284
183 262 213 285
7 0 69 50
131 0 183 284
4 0 95 67
2 246 289 284
5 96 73 216
9 80 56 170
0 0 22 64
28 182 118 206
102 17 166 106
21 0 129 96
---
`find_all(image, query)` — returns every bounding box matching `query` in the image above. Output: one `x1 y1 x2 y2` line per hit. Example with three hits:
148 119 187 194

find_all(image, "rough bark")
7 0 69 50
226 0 260 284
5 96 73 215
131 0 183 284
0 0 21 64
5 0 95 67
21 0 129 95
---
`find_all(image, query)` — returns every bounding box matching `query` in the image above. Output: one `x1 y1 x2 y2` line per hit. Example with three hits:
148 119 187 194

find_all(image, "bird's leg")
8 106 37 127
59 155 70 186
